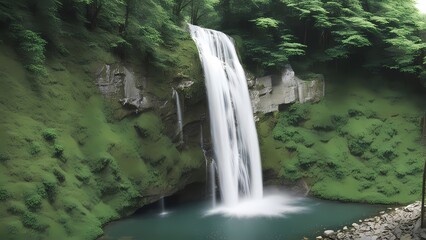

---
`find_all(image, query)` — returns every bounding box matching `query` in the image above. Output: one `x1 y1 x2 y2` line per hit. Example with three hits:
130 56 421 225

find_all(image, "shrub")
358 181 373 191
29 141 42 155
10 24 47 78
42 178 57 202
312 121 334 131
53 144 64 157
0 153 10 162
53 169 65 183
63 200 77 213
91 154 113 173
6 222 20 235
330 114 348 128
282 104 310 126
353 169 376 181
347 136 372 156
21 212 48 232
377 183 400 197
0 188 10 201
272 126 298 142
378 166 390 176
75 166 92 184
297 149 318 169
7 203 26 215
24 193 42 211
42 128 57 141
348 108 364 117
285 142 298 152
378 147 398 161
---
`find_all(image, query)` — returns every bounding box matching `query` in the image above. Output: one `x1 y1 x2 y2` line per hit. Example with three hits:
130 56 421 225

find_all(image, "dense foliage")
217 0 426 82
0 0 424 82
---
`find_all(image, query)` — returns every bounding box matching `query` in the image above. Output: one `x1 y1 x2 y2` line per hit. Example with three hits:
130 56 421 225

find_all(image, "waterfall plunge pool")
102 189 385 240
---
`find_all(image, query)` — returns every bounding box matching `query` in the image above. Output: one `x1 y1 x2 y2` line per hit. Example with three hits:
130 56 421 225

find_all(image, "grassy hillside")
259 74 425 204
0 25 204 239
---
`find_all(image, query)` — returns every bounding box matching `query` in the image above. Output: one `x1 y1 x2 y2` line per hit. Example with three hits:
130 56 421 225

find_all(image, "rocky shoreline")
316 201 426 240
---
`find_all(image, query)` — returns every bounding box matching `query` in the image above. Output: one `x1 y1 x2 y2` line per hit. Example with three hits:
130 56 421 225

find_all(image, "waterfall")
189 24 263 207
172 88 183 144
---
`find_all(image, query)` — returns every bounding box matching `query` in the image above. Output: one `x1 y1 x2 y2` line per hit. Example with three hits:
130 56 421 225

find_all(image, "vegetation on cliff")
260 73 425 204
0 1 204 239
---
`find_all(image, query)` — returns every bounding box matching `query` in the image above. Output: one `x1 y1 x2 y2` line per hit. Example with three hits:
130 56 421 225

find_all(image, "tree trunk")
86 0 102 30
119 2 130 36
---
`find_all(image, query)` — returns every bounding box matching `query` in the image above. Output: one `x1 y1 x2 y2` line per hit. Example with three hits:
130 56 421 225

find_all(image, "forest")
0 0 425 240
1 0 425 82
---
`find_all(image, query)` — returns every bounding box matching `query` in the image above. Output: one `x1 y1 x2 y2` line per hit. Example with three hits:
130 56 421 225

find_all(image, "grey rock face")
96 63 152 112
250 64 324 113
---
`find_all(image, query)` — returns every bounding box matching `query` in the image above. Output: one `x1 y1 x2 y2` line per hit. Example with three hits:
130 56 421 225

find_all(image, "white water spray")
189 24 263 206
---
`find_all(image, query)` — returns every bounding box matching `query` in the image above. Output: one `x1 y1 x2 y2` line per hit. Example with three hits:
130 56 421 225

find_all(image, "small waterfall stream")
159 197 168 216
172 88 183 144
210 160 217 208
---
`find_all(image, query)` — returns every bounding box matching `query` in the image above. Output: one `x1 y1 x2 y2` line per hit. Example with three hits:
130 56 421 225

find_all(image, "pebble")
324 230 334 236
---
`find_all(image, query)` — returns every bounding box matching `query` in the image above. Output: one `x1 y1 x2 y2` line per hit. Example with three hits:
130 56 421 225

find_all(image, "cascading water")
189 24 263 206
190 24 304 217
172 88 183 144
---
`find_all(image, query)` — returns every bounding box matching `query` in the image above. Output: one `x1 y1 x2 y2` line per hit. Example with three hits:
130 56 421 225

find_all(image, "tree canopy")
0 0 425 82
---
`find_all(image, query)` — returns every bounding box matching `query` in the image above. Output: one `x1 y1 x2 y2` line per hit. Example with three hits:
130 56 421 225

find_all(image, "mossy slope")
0 26 203 239
259 75 425 204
